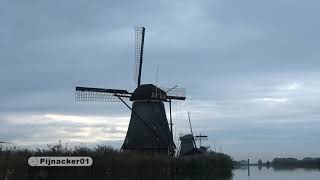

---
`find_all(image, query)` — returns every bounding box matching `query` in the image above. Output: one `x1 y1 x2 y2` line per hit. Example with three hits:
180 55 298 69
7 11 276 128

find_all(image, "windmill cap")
130 84 167 101
180 134 194 140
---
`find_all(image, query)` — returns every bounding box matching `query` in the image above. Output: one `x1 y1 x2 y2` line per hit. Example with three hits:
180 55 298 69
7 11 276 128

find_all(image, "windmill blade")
75 86 132 102
159 86 186 100
133 27 145 86
187 112 197 148
188 112 194 136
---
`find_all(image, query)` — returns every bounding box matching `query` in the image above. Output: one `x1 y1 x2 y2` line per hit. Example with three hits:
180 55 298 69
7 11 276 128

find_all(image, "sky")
1 0 320 162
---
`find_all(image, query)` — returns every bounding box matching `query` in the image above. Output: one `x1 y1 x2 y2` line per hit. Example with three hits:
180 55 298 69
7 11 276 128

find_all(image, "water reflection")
155 167 320 180
232 167 320 180
2 167 319 180
108 174 233 180
174 175 232 180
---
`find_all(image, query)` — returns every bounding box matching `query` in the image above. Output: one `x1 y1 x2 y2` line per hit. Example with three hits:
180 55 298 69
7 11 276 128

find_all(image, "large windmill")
75 27 186 155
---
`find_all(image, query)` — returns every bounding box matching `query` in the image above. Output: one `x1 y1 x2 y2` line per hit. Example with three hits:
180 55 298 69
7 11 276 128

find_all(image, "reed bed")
0 143 233 180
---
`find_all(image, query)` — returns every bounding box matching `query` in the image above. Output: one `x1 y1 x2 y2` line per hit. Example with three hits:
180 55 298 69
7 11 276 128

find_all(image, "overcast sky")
1 0 320 161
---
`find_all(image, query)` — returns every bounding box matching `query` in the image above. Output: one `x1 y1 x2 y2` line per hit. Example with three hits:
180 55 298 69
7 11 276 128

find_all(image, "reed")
0 143 233 180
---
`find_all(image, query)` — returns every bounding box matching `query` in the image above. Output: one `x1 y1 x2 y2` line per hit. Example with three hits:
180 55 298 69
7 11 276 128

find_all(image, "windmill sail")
159 86 186 100
195 134 208 147
134 27 145 86
188 112 197 148
75 86 132 102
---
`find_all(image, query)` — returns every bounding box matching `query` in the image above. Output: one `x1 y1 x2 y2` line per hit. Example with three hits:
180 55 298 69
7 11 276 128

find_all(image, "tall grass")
0 143 233 180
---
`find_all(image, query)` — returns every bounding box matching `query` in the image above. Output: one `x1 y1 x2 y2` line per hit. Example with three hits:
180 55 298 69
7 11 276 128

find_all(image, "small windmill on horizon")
178 112 209 156
75 27 186 156
0 141 11 145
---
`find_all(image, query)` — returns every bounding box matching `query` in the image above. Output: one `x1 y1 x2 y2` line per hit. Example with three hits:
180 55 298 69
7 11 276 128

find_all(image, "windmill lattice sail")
75 87 131 102
134 27 145 86
159 87 186 100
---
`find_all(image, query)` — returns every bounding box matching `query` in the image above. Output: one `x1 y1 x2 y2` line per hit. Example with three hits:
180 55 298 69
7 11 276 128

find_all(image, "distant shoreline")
234 157 320 169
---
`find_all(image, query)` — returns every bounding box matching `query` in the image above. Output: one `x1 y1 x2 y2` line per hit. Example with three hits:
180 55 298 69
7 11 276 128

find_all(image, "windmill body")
122 84 175 152
75 27 186 155
179 134 196 156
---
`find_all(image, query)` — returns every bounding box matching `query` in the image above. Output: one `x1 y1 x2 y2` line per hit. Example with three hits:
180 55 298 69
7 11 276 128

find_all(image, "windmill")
178 112 198 156
179 112 208 156
75 27 186 155
0 141 11 145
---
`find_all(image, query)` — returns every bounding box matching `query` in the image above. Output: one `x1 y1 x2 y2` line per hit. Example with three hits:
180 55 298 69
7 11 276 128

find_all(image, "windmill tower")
75 27 186 155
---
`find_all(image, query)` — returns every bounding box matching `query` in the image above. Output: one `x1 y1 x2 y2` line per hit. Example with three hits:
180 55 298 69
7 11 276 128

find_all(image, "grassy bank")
0 143 233 180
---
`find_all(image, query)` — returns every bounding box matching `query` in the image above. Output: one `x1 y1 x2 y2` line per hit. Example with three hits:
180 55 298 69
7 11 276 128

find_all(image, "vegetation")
0 143 233 180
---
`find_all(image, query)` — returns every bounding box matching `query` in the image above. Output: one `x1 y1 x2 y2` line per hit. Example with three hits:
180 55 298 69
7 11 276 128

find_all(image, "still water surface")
232 167 320 180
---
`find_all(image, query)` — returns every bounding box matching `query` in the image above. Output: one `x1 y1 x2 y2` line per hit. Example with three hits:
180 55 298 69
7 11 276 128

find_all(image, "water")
232 167 320 180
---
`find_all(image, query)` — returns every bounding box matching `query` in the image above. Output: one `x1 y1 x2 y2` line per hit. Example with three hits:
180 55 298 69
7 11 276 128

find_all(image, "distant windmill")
195 134 208 147
0 141 11 145
75 27 186 155
178 112 198 156
179 112 209 156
